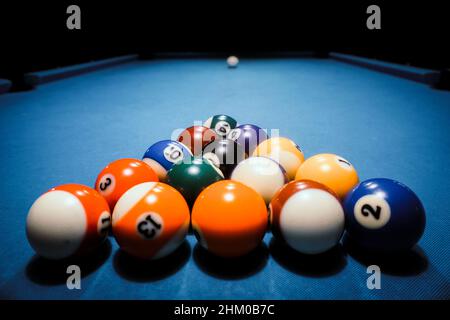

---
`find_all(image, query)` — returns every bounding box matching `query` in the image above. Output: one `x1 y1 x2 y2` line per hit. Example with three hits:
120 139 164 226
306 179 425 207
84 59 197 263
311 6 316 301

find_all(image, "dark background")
1 0 449 87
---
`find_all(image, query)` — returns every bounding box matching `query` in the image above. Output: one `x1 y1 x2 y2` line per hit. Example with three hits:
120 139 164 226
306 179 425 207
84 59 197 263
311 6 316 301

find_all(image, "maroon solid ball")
177 126 218 156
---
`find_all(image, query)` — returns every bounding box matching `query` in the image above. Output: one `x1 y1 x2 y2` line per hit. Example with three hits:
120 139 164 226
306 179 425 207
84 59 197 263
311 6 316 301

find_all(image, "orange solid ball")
192 180 268 258
95 158 159 210
295 153 359 199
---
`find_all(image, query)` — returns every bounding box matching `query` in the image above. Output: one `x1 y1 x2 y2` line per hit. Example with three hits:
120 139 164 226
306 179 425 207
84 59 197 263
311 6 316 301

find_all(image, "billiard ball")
231 156 288 204
270 180 345 254
204 114 237 138
192 180 267 257
227 56 239 68
228 124 268 155
95 158 158 210
252 137 304 180
166 157 224 206
112 182 190 259
26 184 111 260
343 178 426 252
202 139 247 178
177 126 218 156
142 140 192 181
295 153 358 199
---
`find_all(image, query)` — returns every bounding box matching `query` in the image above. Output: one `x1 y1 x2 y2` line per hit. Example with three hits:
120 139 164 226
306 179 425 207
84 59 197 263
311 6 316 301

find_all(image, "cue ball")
112 182 190 259
142 140 192 181
231 156 288 204
270 180 345 254
295 153 359 199
227 56 239 68
192 180 268 257
253 137 304 180
95 158 159 210
343 178 426 252
26 184 111 260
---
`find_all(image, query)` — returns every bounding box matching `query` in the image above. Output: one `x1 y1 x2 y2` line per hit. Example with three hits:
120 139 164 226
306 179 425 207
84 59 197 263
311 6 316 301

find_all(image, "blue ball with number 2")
343 178 426 252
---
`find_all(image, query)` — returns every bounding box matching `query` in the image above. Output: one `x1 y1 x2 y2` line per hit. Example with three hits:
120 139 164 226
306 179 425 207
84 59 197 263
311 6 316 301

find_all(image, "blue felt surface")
0 58 450 299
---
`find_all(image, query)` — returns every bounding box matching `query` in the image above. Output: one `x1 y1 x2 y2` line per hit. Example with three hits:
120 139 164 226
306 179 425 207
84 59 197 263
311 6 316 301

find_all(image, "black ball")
202 139 247 178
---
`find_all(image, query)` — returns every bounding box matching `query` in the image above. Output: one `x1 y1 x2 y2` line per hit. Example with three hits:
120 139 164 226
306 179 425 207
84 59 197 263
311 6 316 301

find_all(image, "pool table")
0 53 449 300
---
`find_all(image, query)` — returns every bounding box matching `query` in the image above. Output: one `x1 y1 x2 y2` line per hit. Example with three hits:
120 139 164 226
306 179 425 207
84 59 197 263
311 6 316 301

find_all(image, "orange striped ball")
26 184 111 259
112 182 190 259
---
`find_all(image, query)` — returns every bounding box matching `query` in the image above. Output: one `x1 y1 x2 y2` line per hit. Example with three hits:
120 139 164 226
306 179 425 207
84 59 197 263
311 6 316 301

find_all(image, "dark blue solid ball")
343 178 426 252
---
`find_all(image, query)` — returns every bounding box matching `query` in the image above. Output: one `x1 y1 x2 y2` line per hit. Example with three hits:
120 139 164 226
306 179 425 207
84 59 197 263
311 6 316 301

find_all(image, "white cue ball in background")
227 56 239 68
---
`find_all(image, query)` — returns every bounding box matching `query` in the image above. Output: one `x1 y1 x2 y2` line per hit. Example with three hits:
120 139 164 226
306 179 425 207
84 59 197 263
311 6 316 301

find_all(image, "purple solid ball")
228 124 268 155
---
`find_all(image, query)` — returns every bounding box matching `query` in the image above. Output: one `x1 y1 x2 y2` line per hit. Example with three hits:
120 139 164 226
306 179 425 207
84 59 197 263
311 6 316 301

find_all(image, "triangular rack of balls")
26 114 425 261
